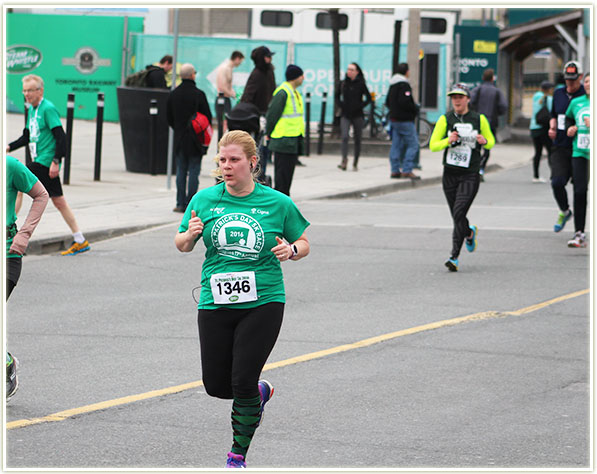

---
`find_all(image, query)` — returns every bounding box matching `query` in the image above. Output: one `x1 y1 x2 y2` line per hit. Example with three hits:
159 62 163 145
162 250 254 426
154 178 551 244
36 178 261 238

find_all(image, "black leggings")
571 156 590 233
197 302 284 399
6 257 22 300
442 169 480 259
340 116 364 165
531 129 551 179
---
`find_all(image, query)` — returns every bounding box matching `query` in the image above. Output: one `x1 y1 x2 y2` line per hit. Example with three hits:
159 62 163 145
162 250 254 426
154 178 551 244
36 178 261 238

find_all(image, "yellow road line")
6 288 589 431
7 380 204 430
505 288 590 315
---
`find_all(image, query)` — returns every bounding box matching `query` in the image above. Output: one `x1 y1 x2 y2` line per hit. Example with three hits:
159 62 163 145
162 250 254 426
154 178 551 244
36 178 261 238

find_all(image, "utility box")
116 87 173 174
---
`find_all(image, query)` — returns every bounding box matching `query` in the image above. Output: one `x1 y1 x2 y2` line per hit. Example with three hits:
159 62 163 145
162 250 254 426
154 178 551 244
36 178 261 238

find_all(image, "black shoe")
401 172 421 180
391 172 402 179
6 352 18 402
173 207 185 213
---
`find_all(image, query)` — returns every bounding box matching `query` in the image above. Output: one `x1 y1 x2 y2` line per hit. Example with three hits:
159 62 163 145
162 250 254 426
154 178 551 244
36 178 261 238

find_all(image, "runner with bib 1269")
429 83 495 272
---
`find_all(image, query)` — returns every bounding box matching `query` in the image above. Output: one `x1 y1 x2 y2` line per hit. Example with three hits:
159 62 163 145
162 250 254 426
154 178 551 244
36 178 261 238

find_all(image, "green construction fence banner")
296 43 399 124
129 34 288 116
6 13 143 122
295 43 447 124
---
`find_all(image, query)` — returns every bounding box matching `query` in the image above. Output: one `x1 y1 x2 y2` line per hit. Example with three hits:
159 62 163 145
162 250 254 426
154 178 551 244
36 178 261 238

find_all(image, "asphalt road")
6 164 590 471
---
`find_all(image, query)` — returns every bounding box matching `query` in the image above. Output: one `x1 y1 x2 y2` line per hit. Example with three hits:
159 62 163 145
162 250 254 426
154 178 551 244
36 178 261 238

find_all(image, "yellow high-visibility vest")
270 82 305 139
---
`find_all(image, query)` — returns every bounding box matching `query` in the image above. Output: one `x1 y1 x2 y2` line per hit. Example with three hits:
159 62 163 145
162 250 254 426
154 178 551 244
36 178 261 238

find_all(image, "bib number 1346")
210 271 258 304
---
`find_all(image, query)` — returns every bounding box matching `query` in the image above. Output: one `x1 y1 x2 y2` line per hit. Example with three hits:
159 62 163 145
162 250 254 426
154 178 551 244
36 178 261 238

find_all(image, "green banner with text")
6 13 143 122
454 25 499 90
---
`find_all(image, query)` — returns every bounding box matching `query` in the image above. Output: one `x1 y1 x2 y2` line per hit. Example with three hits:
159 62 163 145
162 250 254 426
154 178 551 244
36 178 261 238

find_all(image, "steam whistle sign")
7 45 43 74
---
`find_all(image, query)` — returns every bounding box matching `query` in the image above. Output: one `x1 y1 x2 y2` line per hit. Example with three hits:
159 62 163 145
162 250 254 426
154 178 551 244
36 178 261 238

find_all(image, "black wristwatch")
52 158 61 165
290 244 298 259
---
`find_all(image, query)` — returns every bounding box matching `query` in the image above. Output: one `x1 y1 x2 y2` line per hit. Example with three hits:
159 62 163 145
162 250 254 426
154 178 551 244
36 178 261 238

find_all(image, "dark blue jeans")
389 121 419 174
175 150 202 209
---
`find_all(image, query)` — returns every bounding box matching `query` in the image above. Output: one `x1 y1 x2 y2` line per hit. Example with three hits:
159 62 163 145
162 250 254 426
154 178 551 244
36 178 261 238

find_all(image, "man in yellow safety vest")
265 64 305 196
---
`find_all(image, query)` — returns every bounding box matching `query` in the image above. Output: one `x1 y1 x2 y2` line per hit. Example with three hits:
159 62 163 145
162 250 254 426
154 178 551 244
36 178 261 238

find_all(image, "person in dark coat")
167 63 212 212
240 46 277 181
145 55 173 89
470 68 507 177
336 62 372 171
240 46 276 114
386 62 420 179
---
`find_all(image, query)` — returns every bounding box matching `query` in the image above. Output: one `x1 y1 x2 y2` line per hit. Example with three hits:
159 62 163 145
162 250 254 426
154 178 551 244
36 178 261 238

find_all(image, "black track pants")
442 169 481 259
274 152 298 196
197 302 284 400
571 156 590 233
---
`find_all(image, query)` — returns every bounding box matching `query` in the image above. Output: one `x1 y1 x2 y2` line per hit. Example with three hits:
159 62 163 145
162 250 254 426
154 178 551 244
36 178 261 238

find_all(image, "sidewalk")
6 113 536 255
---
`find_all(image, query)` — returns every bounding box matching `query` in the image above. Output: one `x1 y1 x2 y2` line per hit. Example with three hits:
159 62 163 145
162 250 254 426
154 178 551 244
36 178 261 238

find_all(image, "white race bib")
577 133 590 150
557 114 566 130
210 271 258 304
446 145 472 168
28 142 37 158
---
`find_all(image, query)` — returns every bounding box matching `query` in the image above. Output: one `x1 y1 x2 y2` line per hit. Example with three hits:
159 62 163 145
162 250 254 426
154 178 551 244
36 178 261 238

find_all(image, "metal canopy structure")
499 9 584 61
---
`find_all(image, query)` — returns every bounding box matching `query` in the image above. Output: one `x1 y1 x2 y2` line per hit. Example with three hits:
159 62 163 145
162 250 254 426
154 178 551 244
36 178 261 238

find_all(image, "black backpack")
535 98 551 128
124 66 157 87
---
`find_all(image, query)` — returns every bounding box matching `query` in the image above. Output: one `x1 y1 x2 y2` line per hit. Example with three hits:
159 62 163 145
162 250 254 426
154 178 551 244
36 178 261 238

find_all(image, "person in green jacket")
265 64 305 196
565 72 590 248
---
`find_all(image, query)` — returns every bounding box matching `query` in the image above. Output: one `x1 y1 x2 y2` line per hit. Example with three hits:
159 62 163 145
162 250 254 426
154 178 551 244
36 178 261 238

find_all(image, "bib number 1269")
210 271 258 304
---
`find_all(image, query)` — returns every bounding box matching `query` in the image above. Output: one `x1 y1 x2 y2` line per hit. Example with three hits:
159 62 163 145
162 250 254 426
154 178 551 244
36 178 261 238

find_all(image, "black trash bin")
117 86 173 174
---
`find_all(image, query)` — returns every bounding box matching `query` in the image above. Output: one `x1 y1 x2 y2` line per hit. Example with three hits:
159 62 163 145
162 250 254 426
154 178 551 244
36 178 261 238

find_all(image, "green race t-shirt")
6 156 39 258
27 98 63 168
565 94 590 159
178 182 310 309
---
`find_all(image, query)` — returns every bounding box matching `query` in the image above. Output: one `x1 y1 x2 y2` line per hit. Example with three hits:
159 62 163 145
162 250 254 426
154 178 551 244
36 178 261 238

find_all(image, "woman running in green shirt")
175 130 310 468
429 83 495 272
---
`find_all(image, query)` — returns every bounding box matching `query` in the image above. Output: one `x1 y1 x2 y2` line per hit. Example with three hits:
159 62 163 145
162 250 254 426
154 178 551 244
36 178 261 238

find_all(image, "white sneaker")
532 177 547 183
567 231 587 248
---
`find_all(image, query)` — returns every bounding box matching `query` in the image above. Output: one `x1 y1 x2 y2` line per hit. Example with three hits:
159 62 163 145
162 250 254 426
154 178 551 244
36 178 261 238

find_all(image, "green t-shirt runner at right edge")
565 94 590 160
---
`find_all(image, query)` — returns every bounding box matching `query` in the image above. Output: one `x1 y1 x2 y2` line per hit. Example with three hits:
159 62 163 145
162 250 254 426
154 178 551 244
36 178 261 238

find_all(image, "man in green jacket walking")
265 65 305 196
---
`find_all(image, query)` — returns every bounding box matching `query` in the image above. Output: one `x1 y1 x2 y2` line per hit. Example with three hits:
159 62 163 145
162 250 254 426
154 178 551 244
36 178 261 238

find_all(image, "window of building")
261 10 293 27
315 12 349 30
421 18 447 34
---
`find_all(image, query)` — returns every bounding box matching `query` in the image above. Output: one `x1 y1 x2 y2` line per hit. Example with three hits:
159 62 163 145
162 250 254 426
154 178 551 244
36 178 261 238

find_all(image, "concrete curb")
26 221 178 256
317 163 502 200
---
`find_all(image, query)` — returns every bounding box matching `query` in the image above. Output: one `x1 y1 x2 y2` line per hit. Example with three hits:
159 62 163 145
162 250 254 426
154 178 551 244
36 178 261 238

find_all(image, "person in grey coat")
470 68 507 178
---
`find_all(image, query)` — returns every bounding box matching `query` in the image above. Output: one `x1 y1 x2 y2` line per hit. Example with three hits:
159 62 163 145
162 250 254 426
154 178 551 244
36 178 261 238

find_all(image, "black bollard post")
305 92 311 156
149 99 158 176
93 92 105 181
24 102 32 165
63 93 75 185
370 94 376 138
317 91 327 155
217 92 225 140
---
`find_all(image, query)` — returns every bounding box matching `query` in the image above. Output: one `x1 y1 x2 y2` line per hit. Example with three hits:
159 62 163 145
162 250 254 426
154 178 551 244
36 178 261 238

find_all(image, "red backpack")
190 112 213 148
